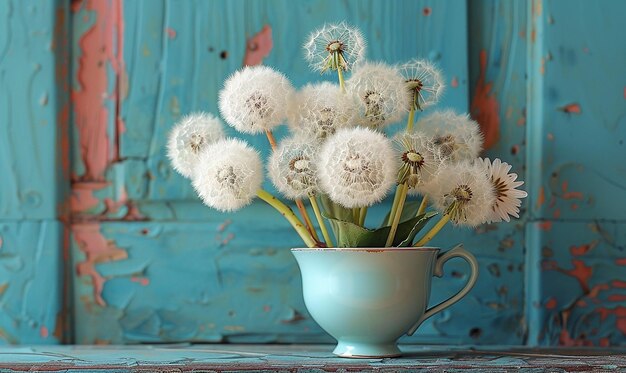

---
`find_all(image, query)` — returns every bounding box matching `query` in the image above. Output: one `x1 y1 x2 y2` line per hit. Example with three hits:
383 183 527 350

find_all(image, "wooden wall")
0 0 624 346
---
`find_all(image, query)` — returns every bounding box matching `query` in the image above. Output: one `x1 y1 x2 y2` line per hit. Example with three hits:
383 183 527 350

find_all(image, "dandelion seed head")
167 112 225 178
287 82 358 140
192 138 263 212
425 160 495 226
399 59 445 110
318 127 397 208
303 22 366 73
394 131 446 195
416 109 483 161
218 65 294 134
346 62 411 128
268 136 320 200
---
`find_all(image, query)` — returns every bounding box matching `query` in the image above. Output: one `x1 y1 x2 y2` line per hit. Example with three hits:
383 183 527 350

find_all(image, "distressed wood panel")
526 221 626 347
527 0 626 221
71 204 524 345
0 0 69 219
0 221 63 344
1 345 626 371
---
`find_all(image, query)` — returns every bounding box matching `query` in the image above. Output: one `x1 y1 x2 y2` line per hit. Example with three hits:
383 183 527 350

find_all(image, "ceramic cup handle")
407 244 479 336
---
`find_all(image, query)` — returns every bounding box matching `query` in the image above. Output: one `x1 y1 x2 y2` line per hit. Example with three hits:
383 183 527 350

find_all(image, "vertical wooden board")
0 221 63 344
0 0 67 219
528 0 626 221
116 0 470 204
526 221 626 346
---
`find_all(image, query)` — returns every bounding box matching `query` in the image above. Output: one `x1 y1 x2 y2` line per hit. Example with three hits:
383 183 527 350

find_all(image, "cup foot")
333 341 401 358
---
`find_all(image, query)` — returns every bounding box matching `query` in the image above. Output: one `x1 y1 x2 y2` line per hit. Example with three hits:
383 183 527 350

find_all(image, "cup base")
333 340 401 358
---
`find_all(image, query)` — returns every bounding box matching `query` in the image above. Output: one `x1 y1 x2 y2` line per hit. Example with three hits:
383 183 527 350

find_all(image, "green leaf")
324 211 437 248
319 194 354 223
398 211 438 247
381 200 422 228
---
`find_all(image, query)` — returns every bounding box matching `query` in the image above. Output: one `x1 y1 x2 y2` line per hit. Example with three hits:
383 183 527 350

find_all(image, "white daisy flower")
268 136 320 200
399 59 445 110
394 131 446 195
192 138 263 212
478 157 528 222
218 65 294 134
167 112 225 178
425 160 495 226
318 127 397 208
346 62 411 128
303 22 366 73
416 109 483 161
287 82 357 140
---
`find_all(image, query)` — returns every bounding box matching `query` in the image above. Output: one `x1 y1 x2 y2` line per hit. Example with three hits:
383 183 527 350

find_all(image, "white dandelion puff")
318 127 397 208
346 62 411 128
425 160 495 226
416 109 483 161
268 136 320 200
287 82 358 140
303 22 366 73
218 65 294 134
394 131 446 195
478 157 528 223
167 112 225 178
192 138 263 212
399 59 445 110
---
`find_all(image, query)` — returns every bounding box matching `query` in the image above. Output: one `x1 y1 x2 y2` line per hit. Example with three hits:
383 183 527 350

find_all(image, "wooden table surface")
0 344 625 372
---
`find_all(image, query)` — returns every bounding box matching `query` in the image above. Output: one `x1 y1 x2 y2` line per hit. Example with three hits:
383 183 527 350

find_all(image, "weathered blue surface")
1 0 625 348
0 0 68 345
1 344 626 371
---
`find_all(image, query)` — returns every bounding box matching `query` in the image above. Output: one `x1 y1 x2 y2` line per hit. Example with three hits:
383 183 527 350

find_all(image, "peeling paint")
558 103 582 114
243 25 273 66
471 50 500 150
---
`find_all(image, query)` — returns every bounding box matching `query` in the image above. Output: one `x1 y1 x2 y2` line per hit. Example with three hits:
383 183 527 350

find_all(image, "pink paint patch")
243 25 273 66
559 103 582 114
608 295 626 302
40 326 49 338
70 182 107 213
451 77 458 88
471 50 500 150
71 0 125 181
613 280 626 288
624 87 626 99
131 277 150 286
74 223 128 306
617 258 626 266
545 298 557 309
0 236 3 249
166 27 176 39
422 7 431 16
538 221 552 231
570 242 596 256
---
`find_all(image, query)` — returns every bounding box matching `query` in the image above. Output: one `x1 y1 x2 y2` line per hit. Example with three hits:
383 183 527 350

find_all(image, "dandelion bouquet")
167 23 527 249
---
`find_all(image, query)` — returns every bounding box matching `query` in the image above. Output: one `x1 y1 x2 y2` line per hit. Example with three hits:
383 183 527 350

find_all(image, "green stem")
257 190 317 248
309 195 334 248
417 195 429 217
352 208 359 223
414 214 451 247
406 107 415 131
385 183 408 247
387 184 403 226
358 207 368 226
337 67 346 93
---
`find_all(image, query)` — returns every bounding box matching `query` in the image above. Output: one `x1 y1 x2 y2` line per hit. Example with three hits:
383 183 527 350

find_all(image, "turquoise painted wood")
0 0 69 344
0 0 625 348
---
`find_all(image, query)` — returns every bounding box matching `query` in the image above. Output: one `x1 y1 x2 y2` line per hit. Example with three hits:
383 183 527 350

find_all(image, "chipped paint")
471 50 500 150
558 103 582 114
243 25 273 66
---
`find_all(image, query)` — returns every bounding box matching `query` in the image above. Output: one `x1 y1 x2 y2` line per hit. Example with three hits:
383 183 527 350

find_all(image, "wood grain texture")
0 221 63 344
0 0 69 219
1 344 626 371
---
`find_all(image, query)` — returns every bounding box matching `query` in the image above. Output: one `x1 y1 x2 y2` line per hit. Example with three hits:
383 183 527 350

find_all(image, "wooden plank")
0 221 63 344
0 0 70 219
526 221 626 347
0 345 626 371
527 0 626 221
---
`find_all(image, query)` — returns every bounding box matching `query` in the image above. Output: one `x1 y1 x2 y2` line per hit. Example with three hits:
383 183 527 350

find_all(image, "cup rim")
291 247 439 252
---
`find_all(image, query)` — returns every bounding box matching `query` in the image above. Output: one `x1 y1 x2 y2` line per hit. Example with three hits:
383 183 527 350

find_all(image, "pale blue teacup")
291 245 478 358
